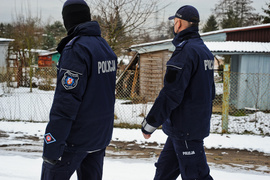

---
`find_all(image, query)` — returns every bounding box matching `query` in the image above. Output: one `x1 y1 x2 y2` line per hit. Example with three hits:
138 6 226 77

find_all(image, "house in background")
201 23 270 42
38 51 60 68
202 24 270 111
0 38 14 75
118 23 270 111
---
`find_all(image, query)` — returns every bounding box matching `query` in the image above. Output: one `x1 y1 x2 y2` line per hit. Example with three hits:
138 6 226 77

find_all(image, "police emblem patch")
44 133 56 144
62 70 79 90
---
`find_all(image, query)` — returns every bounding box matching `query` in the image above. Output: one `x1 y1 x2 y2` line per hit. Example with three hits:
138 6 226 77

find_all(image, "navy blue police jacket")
43 21 117 160
142 26 215 140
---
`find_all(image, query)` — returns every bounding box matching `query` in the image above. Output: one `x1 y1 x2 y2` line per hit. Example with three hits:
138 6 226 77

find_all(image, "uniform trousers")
154 137 213 180
41 148 105 180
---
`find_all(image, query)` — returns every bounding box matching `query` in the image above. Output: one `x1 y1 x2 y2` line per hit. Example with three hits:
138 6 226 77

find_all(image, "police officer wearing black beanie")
41 0 117 179
62 0 91 34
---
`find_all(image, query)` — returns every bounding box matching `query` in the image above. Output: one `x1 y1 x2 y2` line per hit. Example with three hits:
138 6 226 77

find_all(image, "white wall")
0 42 10 74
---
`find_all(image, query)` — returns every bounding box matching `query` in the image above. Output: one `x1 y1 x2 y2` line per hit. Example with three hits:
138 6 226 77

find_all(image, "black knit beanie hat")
62 0 91 32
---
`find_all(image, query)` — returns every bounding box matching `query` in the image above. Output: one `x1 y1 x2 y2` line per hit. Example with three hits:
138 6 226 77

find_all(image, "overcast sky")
0 0 267 25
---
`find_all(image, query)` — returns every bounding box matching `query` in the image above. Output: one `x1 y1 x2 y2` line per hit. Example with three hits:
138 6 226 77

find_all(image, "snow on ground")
0 121 270 179
0 86 269 135
0 121 270 154
0 85 270 179
0 154 270 180
0 87 54 121
215 82 223 95
118 55 133 65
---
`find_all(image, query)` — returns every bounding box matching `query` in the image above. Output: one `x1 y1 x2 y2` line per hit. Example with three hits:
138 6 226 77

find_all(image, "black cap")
62 0 91 32
168 5 200 23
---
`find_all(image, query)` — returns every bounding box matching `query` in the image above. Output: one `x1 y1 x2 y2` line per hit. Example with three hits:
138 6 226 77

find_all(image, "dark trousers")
41 149 105 180
154 137 213 180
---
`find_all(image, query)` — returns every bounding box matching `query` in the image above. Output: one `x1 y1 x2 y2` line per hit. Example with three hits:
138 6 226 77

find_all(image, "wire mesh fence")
0 67 269 136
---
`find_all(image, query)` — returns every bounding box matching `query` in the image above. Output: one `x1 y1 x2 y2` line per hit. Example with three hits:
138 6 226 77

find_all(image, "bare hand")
143 133 151 139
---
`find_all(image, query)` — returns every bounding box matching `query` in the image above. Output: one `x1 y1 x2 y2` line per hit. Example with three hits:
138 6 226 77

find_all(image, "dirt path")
107 141 270 174
0 130 269 174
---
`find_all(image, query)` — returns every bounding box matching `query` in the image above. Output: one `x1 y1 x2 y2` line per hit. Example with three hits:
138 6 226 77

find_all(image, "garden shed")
116 41 173 101
0 38 14 75
131 41 173 100
118 24 270 111
38 51 60 67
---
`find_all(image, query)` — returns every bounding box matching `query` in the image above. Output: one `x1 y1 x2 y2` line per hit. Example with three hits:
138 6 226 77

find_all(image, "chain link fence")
0 67 269 136
212 71 270 135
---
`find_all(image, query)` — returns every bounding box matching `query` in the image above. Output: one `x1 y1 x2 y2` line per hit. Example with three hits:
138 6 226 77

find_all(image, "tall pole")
222 55 231 134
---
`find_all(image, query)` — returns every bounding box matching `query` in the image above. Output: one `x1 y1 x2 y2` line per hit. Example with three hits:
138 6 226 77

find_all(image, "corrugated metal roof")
205 41 270 54
131 24 270 49
130 39 172 48
130 41 270 54
201 23 270 37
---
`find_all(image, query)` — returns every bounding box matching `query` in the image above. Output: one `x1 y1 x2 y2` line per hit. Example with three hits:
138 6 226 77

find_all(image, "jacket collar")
57 21 101 54
172 26 200 47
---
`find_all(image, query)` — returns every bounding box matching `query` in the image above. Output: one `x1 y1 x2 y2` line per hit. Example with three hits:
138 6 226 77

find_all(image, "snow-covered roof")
130 40 174 54
0 37 14 42
131 23 270 54
130 40 270 54
205 41 270 54
38 51 59 56
131 24 270 50
130 39 172 49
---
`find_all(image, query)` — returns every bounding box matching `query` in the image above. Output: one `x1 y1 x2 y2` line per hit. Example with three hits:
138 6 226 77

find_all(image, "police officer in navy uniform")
41 0 117 179
141 5 215 180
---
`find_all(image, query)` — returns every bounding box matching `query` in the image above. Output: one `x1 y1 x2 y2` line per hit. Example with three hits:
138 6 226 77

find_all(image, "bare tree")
9 14 43 91
88 0 163 56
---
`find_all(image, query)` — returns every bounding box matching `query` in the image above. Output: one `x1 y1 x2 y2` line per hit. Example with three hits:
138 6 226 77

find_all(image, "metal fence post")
222 62 230 134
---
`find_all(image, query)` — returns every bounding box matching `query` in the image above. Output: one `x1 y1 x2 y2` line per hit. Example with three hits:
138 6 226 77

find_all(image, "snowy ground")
0 84 270 179
0 154 270 180
1 121 270 154
0 121 270 180
0 86 269 135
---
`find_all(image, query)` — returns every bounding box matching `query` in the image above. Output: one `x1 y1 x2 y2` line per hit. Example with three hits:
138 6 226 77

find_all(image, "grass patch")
231 110 247 116
114 123 141 129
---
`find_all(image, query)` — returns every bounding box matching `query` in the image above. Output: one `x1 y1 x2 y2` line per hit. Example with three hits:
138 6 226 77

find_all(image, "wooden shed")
132 42 173 101
115 40 174 101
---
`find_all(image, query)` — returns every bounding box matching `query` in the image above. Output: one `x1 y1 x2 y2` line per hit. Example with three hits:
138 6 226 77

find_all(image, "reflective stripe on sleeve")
142 118 156 133
167 65 182 70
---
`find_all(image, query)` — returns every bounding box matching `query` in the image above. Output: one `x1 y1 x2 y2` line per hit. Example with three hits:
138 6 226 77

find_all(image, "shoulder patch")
61 70 80 90
44 133 56 144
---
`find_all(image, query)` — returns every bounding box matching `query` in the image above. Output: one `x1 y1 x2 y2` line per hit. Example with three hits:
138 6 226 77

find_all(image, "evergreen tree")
262 2 270 23
0 23 13 38
42 33 56 50
220 8 241 28
0 23 4 37
202 15 219 32
213 0 260 28
43 21 66 49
